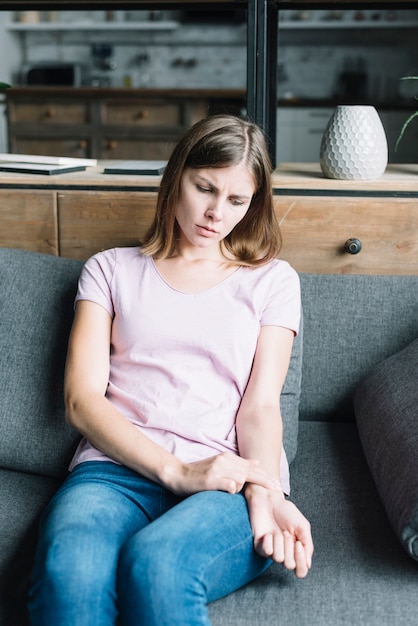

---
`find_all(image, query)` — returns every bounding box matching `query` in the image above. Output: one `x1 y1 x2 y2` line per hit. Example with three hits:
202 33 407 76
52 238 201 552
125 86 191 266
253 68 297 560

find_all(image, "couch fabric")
0 247 417 626
354 338 418 562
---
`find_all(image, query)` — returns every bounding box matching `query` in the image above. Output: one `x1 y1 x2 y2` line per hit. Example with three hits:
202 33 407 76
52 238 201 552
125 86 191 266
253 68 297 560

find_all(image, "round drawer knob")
135 109 148 120
344 238 362 255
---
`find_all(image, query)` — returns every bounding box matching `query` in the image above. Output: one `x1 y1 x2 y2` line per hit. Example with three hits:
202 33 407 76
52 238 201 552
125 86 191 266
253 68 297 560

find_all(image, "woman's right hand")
167 452 282 497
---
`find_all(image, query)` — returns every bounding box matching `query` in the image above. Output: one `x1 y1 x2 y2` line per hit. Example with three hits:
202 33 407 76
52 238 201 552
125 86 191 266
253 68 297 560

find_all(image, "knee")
33 530 110 598
119 531 203 600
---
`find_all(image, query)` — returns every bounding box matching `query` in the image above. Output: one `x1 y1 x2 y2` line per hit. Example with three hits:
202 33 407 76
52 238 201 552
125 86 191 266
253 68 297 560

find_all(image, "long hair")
141 115 282 266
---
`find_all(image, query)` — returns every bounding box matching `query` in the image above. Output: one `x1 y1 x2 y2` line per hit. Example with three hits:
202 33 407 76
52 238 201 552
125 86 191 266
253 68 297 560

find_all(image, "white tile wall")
3 9 417 98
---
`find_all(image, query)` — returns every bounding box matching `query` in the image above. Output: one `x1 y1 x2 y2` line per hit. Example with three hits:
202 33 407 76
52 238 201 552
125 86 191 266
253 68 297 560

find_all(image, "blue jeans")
28 462 271 626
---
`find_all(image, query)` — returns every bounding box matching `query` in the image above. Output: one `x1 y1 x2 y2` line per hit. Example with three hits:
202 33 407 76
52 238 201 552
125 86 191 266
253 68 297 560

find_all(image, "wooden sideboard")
5 88 245 161
0 162 417 275
272 164 418 275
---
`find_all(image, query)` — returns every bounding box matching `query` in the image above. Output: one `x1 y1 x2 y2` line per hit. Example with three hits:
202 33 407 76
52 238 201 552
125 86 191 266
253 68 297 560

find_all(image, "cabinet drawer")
10 102 89 124
0 191 58 255
274 196 418 275
58 191 157 260
10 138 89 159
103 102 182 126
102 137 177 160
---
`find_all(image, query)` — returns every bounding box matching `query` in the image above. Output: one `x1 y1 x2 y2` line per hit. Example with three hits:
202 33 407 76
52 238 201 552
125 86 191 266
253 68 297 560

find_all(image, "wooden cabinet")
58 191 157 259
0 190 58 254
273 163 418 275
5 88 242 161
0 163 416 276
274 195 417 275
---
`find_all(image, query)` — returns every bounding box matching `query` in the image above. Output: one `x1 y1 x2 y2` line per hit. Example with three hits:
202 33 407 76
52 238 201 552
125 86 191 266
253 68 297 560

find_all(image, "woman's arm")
64 300 280 497
236 325 314 578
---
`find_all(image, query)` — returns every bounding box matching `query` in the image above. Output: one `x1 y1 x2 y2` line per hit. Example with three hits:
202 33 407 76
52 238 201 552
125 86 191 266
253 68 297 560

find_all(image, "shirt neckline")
149 256 243 296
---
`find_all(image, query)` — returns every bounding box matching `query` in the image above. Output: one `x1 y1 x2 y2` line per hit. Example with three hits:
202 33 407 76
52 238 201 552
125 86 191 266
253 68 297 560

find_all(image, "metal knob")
44 107 56 119
344 238 362 255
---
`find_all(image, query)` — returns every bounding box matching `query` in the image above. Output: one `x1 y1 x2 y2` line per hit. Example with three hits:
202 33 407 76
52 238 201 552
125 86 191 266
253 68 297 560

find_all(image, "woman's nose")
206 198 223 221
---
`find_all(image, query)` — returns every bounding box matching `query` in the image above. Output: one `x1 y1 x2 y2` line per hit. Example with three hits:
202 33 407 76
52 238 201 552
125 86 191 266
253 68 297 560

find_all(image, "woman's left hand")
245 484 314 578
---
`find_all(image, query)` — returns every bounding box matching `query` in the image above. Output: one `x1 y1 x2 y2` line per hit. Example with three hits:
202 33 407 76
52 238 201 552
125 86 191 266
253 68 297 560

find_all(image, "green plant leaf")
0 82 10 89
395 77 418 151
395 110 418 152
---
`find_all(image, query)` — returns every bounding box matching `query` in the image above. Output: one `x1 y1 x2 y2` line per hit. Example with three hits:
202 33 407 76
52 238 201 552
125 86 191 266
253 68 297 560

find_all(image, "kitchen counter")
4 88 246 162
5 88 415 110
0 161 417 193
5 87 247 100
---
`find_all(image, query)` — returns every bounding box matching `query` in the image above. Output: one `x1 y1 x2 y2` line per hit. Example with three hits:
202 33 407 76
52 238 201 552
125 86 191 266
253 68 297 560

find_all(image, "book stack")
103 161 167 175
0 154 97 175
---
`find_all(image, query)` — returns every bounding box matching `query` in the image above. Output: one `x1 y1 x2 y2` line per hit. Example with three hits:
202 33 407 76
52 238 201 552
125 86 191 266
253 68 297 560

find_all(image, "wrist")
158 457 185 493
244 482 285 501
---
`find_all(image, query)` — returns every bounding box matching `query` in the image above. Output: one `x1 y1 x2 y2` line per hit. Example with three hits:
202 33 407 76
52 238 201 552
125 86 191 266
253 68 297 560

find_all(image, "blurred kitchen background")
0 7 417 164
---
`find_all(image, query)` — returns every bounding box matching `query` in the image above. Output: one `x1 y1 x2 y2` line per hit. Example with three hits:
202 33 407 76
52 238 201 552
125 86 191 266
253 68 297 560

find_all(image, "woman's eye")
197 185 211 194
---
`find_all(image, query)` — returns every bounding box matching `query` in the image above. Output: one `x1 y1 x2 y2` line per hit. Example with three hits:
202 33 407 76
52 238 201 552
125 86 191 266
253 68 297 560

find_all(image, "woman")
29 115 313 626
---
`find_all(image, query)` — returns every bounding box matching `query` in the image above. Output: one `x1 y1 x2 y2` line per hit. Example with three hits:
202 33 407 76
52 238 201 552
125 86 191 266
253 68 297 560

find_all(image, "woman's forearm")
236 405 284 486
65 389 183 490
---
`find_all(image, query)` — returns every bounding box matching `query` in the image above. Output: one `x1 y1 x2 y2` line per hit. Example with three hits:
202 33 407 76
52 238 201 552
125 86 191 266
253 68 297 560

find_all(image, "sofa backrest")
0 248 417 480
0 247 301 472
0 248 83 479
299 273 418 422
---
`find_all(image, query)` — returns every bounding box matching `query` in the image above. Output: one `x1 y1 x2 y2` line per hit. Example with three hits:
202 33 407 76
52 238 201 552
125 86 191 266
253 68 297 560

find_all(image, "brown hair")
141 114 281 266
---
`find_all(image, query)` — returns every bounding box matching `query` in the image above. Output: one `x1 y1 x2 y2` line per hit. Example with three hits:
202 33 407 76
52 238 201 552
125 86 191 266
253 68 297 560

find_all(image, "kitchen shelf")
8 19 418 33
279 19 418 29
7 21 180 32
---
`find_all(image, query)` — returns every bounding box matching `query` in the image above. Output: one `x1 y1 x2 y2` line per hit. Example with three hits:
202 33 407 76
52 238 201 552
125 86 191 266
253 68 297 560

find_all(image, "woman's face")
175 163 256 253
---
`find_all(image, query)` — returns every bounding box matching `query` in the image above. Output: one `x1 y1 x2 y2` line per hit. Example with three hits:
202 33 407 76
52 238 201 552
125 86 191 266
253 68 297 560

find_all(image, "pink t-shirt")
69 247 301 494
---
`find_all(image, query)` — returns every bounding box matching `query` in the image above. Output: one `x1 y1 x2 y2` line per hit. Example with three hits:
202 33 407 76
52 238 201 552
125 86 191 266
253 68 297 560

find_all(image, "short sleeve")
75 248 116 317
260 262 301 336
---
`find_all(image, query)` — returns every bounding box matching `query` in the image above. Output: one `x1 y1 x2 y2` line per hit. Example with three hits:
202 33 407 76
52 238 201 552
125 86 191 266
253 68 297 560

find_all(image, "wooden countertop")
0 162 418 193
4 87 247 100
272 163 418 193
0 162 163 191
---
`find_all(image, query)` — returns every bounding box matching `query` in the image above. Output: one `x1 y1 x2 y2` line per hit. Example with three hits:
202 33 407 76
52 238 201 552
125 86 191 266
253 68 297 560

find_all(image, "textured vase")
320 105 388 180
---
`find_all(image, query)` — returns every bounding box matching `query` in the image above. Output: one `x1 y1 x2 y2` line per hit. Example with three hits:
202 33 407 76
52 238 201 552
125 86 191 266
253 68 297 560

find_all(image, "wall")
1 8 417 159
3 8 418 96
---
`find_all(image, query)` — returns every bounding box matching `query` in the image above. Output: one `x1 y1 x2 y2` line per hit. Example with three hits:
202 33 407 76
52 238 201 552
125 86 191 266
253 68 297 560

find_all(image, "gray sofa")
0 247 417 626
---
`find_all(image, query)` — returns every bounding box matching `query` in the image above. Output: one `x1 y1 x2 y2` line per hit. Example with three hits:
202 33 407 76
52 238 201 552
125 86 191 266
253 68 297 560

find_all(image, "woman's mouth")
196 225 218 237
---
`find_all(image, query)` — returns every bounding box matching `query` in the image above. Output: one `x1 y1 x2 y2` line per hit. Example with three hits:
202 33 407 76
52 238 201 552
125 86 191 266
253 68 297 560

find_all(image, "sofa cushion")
354 338 418 562
0 248 84 478
281 313 303 464
299 274 418 422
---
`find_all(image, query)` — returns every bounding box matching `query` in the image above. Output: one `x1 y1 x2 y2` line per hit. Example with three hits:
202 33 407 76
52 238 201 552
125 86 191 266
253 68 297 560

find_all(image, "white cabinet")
277 106 418 165
276 108 294 163
277 107 333 163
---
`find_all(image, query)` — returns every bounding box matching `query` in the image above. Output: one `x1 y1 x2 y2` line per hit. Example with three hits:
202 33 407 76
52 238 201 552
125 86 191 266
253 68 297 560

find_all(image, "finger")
271 531 285 563
296 524 314 569
245 466 282 491
254 533 273 559
294 541 310 578
223 477 246 494
283 531 296 571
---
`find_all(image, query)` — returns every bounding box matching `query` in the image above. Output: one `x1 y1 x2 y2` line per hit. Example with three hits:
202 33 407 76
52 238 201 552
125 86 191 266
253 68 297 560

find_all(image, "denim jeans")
28 462 271 626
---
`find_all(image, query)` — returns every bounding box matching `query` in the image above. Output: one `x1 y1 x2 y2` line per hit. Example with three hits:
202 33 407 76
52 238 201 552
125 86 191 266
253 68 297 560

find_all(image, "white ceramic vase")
320 105 388 180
